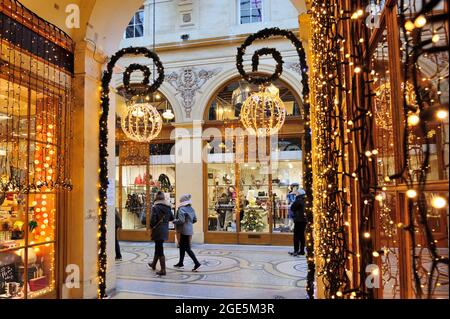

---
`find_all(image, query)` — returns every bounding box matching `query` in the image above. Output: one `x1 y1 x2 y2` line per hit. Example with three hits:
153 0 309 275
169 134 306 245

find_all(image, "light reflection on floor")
112 242 308 299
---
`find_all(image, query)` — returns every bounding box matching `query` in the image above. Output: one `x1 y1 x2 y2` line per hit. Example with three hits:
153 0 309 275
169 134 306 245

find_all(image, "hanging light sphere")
162 109 175 121
121 102 162 143
240 85 286 136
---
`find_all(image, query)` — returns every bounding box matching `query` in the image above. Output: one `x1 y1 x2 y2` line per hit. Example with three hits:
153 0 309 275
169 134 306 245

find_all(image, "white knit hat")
179 194 192 207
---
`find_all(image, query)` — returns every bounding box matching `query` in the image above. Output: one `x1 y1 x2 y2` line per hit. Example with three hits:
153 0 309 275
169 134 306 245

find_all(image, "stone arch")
192 64 304 121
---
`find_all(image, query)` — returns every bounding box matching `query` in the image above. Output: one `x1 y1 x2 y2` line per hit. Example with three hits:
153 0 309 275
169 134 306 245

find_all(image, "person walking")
173 194 202 272
115 208 122 261
148 191 174 276
289 189 307 256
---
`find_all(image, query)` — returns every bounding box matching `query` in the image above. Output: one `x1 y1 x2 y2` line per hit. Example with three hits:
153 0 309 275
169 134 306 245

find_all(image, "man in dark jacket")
289 189 307 256
115 208 122 261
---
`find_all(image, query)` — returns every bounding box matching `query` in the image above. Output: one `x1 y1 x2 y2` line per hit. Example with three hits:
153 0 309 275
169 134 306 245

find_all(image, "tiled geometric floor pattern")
112 242 308 299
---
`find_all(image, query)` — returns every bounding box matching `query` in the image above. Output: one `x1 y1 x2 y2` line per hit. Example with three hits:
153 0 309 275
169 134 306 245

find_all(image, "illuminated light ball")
372 251 380 257
363 232 371 238
49 150 55 155
48 124 54 129
37 125 42 131
407 113 420 126
47 132 52 137
47 175 52 181
432 34 440 43
40 231 46 236
43 213 48 218
41 207 47 212
384 176 391 182
375 194 383 202
32 201 38 206
436 109 448 120
414 15 427 28
372 149 378 155
41 224 46 229
348 120 354 126
34 247 40 253
44 163 50 168
354 66 362 73
121 102 163 142
336 291 343 297
42 195 47 199
36 208 41 213
45 243 50 247
405 20 415 31
45 156 51 161
406 189 417 198
43 219 49 224
36 168 42 172
45 237 51 242
34 160 40 165
48 169 53 174
365 150 372 157
240 86 286 137
47 137 52 143
41 201 47 206
431 196 447 209
372 268 379 276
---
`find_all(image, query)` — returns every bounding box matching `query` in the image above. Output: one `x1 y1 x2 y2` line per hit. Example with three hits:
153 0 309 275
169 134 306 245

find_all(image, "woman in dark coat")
148 191 174 276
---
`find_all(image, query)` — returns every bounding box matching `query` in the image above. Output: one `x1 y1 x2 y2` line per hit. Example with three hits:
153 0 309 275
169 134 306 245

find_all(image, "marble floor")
112 242 308 299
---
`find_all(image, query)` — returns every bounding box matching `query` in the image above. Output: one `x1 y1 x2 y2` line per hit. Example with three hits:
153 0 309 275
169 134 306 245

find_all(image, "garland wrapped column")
98 47 164 299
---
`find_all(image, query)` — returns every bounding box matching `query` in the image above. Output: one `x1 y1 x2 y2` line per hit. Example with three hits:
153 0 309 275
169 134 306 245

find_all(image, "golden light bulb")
42 201 47 206
436 109 448 120
354 66 362 73
40 231 46 236
32 201 38 206
431 196 447 209
406 189 417 198
43 213 48 218
408 114 420 126
375 194 383 202
432 34 440 43
364 232 371 238
414 15 427 28
405 20 415 31
42 195 47 199
34 160 40 165
48 124 54 129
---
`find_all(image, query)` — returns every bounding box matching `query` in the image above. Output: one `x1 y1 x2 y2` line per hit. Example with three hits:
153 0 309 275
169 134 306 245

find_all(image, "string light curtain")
0 0 73 299
310 0 448 299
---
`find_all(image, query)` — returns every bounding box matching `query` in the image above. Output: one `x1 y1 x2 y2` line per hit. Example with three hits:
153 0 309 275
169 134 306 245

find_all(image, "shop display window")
116 142 176 232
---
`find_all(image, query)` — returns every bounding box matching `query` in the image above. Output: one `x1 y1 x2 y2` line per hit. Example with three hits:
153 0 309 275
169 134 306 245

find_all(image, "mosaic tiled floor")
112 242 308 299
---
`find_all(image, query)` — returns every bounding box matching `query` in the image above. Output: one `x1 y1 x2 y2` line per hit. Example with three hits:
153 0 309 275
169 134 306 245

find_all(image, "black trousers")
293 222 307 253
179 234 200 266
154 240 165 256
115 228 122 259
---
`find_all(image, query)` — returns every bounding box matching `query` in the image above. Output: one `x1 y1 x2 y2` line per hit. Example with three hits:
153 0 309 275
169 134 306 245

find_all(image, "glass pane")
27 243 55 298
207 163 237 232
121 166 147 230
239 163 270 233
410 192 448 299
135 11 144 25
372 30 397 185
240 10 250 24
240 0 250 10
125 26 135 39
252 0 262 9
0 248 25 299
134 25 144 38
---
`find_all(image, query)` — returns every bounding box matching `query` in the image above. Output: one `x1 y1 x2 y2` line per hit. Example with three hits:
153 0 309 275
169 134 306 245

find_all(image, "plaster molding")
166 66 222 118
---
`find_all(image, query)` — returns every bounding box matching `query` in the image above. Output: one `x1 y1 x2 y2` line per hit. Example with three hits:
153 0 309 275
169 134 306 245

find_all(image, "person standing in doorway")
148 191 174 276
289 189 307 256
115 208 122 261
173 194 202 272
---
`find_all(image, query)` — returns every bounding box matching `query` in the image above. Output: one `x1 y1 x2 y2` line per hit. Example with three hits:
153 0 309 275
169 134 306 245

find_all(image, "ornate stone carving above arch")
166 66 222 118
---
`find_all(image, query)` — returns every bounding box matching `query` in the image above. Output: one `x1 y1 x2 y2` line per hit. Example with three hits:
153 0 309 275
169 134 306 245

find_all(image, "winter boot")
156 256 166 276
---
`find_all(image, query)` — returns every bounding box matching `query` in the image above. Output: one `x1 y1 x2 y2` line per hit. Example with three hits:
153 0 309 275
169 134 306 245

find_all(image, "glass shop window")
239 0 263 24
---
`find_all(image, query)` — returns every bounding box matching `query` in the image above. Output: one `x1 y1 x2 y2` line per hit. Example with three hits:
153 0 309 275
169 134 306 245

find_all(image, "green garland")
98 47 164 299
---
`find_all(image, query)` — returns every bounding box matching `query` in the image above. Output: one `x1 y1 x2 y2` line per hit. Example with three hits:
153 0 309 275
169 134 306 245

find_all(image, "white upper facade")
120 0 301 47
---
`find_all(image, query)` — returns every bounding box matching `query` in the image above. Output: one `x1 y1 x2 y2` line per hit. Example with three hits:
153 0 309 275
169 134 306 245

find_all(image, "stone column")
173 121 205 244
62 41 116 298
